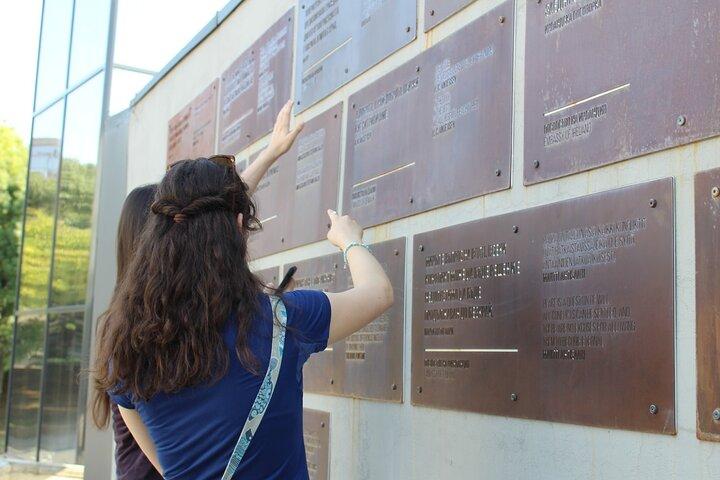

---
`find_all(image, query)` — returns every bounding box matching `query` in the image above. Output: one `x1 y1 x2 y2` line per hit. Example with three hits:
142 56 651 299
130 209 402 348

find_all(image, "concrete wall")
126 0 720 478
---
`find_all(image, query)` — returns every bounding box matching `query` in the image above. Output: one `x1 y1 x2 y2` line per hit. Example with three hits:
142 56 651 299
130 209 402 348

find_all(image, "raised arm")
240 100 304 194
324 210 394 344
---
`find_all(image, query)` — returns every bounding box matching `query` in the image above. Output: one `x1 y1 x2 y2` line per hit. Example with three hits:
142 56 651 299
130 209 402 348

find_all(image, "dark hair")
116 184 157 281
92 159 262 428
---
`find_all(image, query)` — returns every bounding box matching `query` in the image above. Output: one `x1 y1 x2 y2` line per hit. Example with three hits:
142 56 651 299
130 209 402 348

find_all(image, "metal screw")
302 4 305 9
533 160 540 169
352 103 356 109
333 263 338 269
510 393 518 402
495 169 502 176
649 198 657 208
344 68 349 74
327 223 331 229
430 9 435 16
537 0 542 3
297 101 300 105
649 404 658 415
418 245 425 252
394 249 399 256
391 383 398 391
409 196 414 204
330 378 334 385
406 26 411 33
512 225 519 234
712 187 720 198
676 115 687 127
334 113 338 119
321 422 325 428
499 16 505 24
713 408 720 421
281 237 285 243
417 386 423 394
416 66 421 73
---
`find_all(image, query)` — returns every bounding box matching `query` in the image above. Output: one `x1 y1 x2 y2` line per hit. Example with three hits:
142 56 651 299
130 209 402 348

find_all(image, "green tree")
0 126 28 367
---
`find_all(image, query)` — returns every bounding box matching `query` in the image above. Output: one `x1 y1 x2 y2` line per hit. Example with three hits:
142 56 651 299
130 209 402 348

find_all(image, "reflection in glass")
109 67 154 116
18 101 64 311
39 311 84 464
34 0 73 110
50 74 104 307
68 0 111 86
7 314 47 460
0 314 15 451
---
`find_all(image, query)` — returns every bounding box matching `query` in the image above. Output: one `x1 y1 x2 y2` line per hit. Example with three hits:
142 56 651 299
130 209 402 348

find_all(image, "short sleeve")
283 289 331 356
109 389 135 410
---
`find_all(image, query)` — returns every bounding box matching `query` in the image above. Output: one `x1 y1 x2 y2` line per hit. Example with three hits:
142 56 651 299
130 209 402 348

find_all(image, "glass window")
0 314 16 452
109 67 153 116
35 0 74 111
18 101 64 311
39 311 84 464
50 73 104 307
6 314 47 460
68 0 111 86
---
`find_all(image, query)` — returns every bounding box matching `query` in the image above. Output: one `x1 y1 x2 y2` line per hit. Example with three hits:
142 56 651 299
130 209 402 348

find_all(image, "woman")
93 114 393 478
111 184 164 480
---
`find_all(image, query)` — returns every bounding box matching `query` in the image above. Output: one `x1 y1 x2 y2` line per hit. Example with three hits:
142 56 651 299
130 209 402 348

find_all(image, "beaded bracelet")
342 241 372 268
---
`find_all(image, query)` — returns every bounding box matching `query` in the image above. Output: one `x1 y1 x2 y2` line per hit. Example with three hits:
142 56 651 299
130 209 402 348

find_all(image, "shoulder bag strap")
221 295 288 480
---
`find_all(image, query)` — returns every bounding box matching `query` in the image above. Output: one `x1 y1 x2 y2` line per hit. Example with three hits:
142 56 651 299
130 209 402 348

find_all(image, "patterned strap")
221 296 287 480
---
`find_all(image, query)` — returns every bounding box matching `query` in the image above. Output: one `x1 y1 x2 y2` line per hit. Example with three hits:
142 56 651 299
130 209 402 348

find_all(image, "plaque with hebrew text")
525 0 720 184
295 0 416 111
695 167 720 441
167 80 219 166
344 0 513 227
303 409 330 480
301 238 405 401
219 10 294 154
412 178 675 434
425 0 478 31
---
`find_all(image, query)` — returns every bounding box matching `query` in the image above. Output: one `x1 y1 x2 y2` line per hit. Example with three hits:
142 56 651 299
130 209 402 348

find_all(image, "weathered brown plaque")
167 80 219 166
344 0 513 227
295 0 416 111
525 0 720 185
303 409 330 480
302 238 406 402
253 266 279 289
248 104 342 259
218 10 294 154
412 178 675 434
425 0 478 31
695 168 720 441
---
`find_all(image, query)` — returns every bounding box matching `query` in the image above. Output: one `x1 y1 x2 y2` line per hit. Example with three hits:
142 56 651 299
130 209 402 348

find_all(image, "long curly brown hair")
92 158 262 428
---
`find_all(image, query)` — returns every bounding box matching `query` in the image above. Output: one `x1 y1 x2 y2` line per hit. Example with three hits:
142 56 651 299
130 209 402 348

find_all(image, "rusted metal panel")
343 0 513 227
218 10 294 154
295 0 416 112
303 409 330 480
695 168 720 441
301 238 406 402
424 0 477 31
412 178 675 434
525 0 720 185
247 104 342 259
253 266 279 289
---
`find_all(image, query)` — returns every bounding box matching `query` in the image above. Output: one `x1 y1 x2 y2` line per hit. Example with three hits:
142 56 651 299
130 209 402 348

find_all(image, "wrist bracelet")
342 241 371 268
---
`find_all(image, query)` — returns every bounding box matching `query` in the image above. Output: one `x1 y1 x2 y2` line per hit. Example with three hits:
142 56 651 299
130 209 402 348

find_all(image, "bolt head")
394 249 399 256
417 386 423 394
649 198 657 208
333 263 338 269
676 115 687 126
510 393 518 401
406 26 411 33
281 237 285 243
533 160 540 169
512 225 519 234
712 187 720 198
499 16 505 24
495 169 502 176
419 245 425 252
409 196 414 204
391 383 398 391
321 422 325 428
430 9 435 16
649 404 658 415
330 378 334 385
713 408 720 421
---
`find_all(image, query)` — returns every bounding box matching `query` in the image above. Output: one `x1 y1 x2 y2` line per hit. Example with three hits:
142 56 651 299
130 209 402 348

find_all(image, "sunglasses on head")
167 154 236 171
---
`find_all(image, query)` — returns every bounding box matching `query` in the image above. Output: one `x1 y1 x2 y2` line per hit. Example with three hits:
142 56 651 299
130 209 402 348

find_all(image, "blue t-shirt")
110 290 331 479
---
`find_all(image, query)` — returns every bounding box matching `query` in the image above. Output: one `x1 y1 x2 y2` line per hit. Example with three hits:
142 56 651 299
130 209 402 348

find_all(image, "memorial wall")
127 0 720 478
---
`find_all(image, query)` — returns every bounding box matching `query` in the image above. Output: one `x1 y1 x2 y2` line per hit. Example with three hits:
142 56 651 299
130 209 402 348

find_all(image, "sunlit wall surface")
5 0 113 464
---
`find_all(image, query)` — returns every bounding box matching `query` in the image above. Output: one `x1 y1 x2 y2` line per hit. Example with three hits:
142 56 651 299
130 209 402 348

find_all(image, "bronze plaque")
412 178 675 434
295 0 416 111
303 409 330 480
343 0 513 227
695 168 720 441
525 0 720 185
248 104 342 259
302 238 406 402
218 10 294 154
167 80 219 166
254 266 279 289
425 0 477 31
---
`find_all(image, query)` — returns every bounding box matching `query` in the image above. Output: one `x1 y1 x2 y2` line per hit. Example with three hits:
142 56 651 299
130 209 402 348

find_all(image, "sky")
0 0 230 147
